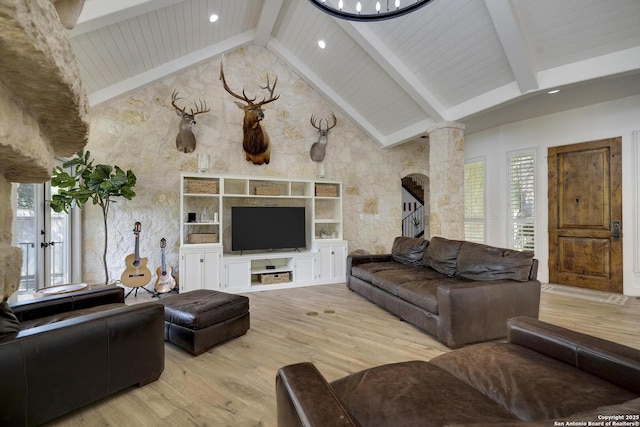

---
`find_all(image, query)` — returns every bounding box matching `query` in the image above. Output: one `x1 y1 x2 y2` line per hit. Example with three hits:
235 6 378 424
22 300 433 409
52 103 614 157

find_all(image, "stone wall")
83 45 430 284
1 0 88 300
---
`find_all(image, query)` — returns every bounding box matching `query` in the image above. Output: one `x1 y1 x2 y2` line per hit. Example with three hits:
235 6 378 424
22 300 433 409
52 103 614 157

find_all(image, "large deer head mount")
171 90 210 153
309 112 337 162
219 59 279 165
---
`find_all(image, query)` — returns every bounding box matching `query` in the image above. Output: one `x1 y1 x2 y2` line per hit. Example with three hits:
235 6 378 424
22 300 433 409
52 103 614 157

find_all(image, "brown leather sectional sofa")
276 316 640 426
0 286 165 426
347 236 541 348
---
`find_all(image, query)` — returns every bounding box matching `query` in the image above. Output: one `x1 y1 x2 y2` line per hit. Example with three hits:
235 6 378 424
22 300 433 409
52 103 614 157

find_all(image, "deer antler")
310 114 322 131
190 99 210 116
257 74 279 106
219 60 257 104
220 58 279 106
326 111 337 131
310 112 337 132
171 90 186 114
172 90 210 117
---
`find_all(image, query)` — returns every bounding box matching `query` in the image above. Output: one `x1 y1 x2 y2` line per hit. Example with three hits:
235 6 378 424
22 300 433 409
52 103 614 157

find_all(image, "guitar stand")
125 286 161 299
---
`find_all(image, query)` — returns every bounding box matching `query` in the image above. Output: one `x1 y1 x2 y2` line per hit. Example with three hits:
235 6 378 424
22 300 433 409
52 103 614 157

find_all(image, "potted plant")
50 150 137 284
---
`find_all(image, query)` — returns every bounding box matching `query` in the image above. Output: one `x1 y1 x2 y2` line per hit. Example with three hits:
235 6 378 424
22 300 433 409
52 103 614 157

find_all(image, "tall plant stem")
100 198 110 284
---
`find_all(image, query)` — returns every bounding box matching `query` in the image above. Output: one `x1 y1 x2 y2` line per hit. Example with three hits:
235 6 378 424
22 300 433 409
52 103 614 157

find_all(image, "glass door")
15 162 76 293
47 182 72 287
16 182 39 293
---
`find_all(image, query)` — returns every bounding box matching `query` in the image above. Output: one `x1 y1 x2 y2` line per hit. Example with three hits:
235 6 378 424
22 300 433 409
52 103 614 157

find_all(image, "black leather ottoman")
160 289 250 355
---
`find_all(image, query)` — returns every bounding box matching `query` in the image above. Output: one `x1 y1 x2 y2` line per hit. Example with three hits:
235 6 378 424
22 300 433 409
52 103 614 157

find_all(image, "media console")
179 173 347 293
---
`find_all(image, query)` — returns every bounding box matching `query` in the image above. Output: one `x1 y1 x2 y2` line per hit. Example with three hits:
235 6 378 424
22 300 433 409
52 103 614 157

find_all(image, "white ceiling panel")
515 0 640 71
375 0 516 107
69 0 640 146
272 0 429 137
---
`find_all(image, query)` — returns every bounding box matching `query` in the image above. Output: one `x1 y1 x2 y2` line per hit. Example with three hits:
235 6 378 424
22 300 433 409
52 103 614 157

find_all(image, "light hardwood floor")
48 283 640 427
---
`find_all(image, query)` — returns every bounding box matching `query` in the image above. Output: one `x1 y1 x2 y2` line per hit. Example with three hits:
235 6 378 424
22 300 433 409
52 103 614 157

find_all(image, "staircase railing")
401 176 424 205
402 205 424 238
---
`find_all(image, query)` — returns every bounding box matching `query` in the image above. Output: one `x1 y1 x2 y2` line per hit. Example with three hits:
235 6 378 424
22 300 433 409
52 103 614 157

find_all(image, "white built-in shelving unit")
179 173 347 293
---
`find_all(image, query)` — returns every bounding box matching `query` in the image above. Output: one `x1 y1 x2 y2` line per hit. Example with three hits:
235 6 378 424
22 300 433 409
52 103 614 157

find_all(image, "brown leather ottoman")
160 289 250 356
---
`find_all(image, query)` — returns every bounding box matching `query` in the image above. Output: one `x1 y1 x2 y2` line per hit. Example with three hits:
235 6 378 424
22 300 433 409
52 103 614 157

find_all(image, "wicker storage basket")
185 179 218 194
254 185 281 196
315 184 338 197
259 272 290 284
187 233 218 244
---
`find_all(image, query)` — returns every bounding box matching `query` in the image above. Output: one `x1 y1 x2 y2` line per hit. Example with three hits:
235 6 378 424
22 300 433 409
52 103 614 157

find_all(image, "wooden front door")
548 137 622 293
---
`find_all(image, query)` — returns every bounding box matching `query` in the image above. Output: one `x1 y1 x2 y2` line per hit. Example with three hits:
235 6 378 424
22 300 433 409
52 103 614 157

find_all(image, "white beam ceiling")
484 0 538 94
269 38 387 144
335 20 447 123
69 0 640 144
89 32 254 106
72 0 185 36
254 0 284 47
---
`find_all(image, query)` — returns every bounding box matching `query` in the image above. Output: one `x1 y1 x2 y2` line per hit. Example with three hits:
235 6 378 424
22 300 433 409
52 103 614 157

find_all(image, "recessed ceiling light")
548 89 560 94
209 14 219 23
318 40 326 49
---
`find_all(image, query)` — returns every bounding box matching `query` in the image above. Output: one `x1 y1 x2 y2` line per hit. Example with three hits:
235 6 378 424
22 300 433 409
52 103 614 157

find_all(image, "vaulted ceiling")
70 0 640 147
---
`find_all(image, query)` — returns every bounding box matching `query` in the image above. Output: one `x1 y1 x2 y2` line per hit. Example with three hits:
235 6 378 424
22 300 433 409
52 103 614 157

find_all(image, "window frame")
506 148 537 252
464 156 486 244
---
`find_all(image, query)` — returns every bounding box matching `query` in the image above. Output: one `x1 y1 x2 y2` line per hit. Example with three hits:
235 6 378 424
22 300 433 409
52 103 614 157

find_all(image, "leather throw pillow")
456 241 534 282
391 236 428 266
421 236 464 277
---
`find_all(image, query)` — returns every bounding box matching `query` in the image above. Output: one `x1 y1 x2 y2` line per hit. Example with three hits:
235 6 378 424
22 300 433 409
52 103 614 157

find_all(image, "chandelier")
307 0 434 21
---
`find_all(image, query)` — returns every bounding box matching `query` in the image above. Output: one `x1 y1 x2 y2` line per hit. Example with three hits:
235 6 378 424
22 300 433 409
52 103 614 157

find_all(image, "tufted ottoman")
160 289 250 355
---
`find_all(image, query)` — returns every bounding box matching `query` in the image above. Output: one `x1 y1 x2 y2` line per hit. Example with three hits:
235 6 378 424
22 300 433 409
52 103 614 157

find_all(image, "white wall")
465 93 640 296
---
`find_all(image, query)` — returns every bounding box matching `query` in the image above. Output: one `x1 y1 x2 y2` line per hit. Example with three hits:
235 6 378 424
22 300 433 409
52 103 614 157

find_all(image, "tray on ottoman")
160 289 250 356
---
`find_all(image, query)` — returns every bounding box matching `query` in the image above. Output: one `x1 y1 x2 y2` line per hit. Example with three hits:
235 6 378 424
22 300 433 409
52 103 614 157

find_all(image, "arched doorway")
401 173 429 239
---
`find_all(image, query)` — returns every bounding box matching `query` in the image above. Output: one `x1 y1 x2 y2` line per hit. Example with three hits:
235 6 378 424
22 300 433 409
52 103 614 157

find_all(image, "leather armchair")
0 286 165 426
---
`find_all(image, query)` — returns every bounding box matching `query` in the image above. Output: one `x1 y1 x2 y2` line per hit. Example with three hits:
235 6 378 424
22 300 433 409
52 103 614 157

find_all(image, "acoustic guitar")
154 238 177 293
120 222 152 288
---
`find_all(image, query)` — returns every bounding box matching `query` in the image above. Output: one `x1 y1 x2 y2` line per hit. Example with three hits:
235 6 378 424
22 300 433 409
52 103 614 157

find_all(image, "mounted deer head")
219 59 279 165
171 90 210 153
309 112 337 162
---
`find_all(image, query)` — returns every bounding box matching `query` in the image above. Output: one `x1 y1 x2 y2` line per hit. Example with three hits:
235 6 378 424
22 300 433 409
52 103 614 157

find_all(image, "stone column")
428 121 465 240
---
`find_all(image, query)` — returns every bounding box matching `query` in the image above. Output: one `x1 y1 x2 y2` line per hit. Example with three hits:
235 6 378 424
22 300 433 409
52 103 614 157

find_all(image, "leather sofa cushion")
421 237 464 277
369 269 452 313
350 262 415 283
371 267 442 294
391 236 428 266
371 267 445 288
0 302 20 339
395 280 441 314
430 342 637 422
330 361 517 426
457 242 534 282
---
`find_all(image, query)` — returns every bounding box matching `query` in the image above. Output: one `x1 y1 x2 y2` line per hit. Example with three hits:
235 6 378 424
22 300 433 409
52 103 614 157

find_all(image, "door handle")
40 241 55 248
612 220 620 240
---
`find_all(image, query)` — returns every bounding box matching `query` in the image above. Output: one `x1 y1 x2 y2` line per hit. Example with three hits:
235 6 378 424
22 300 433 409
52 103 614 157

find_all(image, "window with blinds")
464 159 485 243
508 150 535 251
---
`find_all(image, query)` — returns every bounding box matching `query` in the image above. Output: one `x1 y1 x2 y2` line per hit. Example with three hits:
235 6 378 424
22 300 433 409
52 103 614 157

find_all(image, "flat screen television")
231 206 306 252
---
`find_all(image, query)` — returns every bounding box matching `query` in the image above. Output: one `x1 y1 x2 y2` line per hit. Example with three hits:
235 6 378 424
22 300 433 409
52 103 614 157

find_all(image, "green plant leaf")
48 150 138 284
